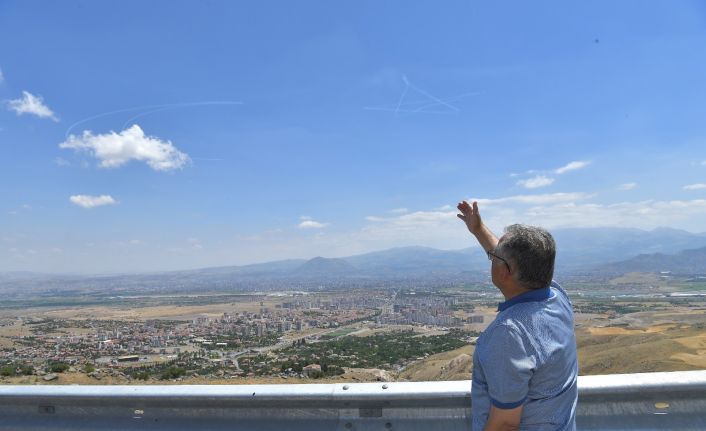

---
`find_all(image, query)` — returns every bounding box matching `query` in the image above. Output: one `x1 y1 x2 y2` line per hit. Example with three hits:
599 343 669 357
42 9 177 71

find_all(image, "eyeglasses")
487 250 511 273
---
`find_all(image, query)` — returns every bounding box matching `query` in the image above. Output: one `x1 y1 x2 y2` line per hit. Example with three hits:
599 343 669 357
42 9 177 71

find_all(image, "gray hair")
497 224 556 290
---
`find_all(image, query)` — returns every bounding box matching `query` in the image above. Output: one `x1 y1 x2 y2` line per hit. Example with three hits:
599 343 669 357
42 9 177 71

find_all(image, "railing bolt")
343 385 350 390
38 405 55 414
382 384 388 389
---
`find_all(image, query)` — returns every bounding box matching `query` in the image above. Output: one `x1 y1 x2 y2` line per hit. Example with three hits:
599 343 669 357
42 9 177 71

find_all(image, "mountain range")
1 227 706 295
594 245 706 276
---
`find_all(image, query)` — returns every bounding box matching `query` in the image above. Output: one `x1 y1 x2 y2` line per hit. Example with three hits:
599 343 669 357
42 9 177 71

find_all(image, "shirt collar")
497 287 552 312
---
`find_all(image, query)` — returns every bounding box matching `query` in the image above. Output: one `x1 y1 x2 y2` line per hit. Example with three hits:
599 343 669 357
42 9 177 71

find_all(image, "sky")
1 1 706 273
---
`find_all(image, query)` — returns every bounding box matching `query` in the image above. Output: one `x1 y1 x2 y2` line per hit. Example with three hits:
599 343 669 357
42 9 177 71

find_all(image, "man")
457 200 578 431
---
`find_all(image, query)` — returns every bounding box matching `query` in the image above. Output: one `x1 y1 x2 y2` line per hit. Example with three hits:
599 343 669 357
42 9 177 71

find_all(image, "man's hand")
457 200 499 253
457 200 482 235
483 405 523 431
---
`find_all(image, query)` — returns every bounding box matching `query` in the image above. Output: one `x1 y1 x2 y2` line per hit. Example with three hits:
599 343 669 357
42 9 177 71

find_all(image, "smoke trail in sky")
364 75 479 117
64 101 243 138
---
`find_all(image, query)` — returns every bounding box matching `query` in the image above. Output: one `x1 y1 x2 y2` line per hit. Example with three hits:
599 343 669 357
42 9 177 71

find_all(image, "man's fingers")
472 201 479 214
457 214 466 221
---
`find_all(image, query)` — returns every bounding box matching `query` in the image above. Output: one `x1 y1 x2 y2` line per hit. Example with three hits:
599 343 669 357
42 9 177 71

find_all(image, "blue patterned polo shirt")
471 281 578 431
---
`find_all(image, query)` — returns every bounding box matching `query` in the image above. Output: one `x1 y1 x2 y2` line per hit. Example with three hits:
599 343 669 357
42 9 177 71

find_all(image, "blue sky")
1 1 706 272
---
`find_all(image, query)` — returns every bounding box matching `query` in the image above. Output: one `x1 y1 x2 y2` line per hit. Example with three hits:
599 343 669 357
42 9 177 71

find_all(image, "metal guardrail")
0 370 704 430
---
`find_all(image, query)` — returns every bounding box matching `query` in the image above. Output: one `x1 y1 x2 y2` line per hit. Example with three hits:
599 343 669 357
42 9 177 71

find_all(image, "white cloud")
69 194 117 209
0 68 4 83
298 220 329 229
361 195 592 248
127 193 706 267
187 238 203 250
684 183 706 190
475 192 593 206
555 160 590 174
298 215 329 229
6 91 58 121
364 216 382 222
54 157 71 167
59 125 190 171
358 197 706 248
166 238 204 254
357 210 459 247
364 210 454 226
701 160 706 166
6 203 32 215
516 175 555 189
388 208 408 214
618 182 637 191
508 199 706 230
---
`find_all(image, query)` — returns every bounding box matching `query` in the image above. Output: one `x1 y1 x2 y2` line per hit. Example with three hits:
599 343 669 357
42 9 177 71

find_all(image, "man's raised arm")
457 200 499 253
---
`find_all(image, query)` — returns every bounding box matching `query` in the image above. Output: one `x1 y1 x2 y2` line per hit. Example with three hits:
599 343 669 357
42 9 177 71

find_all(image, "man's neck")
498 282 532 301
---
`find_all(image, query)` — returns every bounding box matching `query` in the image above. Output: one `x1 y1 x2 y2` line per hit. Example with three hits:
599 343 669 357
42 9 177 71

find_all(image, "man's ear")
501 262 513 283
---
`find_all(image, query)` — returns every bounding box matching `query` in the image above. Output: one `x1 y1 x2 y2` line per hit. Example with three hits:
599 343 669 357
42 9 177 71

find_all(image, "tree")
49 362 70 373
160 366 186 380
134 371 150 381
308 370 324 379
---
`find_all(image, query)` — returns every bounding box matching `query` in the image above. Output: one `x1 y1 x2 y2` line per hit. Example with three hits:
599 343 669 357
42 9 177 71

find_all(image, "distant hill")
344 246 487 276
191 259 307 276
132 226 706 282
294 257 359 277
593 246 706 276
553 227 706 270
3 226 706 294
